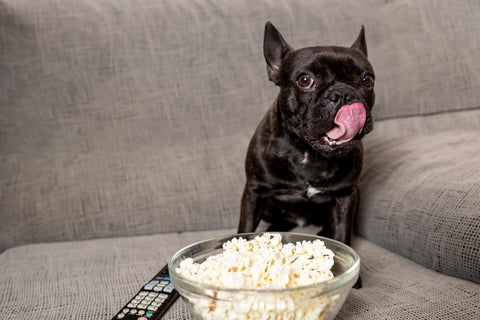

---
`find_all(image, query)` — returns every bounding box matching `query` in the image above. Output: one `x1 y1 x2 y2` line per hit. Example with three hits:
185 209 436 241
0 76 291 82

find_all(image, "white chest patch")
306 185 322 198
300 152 309 165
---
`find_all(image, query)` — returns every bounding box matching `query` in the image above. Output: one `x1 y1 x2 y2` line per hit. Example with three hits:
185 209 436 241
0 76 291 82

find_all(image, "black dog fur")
238 23 375 288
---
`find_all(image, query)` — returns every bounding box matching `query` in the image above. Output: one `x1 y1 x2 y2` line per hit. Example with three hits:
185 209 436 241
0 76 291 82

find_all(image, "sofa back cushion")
358 115 480 284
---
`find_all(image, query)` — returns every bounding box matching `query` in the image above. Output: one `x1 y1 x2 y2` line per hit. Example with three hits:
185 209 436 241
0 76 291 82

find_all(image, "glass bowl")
168 232 359 320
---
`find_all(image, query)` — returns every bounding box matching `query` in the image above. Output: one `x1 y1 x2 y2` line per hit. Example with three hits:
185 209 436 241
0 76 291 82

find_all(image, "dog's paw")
353 276 362 289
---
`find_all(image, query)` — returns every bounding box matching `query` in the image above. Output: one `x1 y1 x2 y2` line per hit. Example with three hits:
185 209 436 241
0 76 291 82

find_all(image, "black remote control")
112 264 180 320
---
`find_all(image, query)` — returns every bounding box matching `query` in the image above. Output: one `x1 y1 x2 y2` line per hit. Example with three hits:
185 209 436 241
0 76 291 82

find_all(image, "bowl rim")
168 232 360 294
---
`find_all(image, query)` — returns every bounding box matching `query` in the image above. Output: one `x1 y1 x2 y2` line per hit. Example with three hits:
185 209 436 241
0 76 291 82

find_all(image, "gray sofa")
1 0 479 319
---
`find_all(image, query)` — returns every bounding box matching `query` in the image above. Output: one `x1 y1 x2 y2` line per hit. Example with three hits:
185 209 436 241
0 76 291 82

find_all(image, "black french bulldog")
238 22 375 261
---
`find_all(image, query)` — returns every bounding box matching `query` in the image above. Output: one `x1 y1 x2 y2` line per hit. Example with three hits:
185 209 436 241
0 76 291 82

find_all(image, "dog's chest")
298 152 325 197
296 151 353 198
306 184 322 198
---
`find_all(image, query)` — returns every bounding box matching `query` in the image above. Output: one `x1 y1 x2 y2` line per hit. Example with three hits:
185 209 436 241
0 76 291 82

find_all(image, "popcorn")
176 233 338 320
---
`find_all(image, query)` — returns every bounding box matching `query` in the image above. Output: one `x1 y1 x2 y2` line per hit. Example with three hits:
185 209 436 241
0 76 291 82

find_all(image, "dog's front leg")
329 185 359 246
238 184 265 233
330 185 362 288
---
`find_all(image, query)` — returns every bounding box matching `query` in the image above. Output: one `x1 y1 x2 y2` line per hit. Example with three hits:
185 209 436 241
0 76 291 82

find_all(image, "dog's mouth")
310 103 367 149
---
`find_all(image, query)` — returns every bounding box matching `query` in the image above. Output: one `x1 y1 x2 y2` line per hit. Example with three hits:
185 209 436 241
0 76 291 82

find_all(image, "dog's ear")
351 26 367 57
264 22 293 85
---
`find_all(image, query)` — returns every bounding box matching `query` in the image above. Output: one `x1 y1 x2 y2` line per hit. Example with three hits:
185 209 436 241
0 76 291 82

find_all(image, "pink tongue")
326 103 366 143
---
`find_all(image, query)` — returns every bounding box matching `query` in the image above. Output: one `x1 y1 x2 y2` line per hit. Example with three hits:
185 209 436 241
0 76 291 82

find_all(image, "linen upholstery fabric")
0 230 478 320
2 0 480 251
358 129 480 283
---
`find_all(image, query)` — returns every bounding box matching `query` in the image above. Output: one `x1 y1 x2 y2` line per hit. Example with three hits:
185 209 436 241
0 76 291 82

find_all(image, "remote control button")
117 313 125 319
138 303 149 310
151 301 161 307
144 280 159 290
130 309 137 314
122 308 129 313
138 317 148 320
158 293 168 299
138 310 146 315
163 283 175 293
148 292 159 297
147 305 158 311
127 303 138 308
164 277 171 281
146 311 154 317
160 280 169 285
155 297 166 303
132 298 142 304
138 291 148 296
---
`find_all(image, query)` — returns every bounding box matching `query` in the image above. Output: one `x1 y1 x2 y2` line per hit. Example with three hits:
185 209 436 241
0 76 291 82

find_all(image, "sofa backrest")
1 0 479 251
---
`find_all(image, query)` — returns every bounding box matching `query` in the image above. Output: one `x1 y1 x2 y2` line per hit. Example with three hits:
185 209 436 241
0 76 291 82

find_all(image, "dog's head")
264 22 375 157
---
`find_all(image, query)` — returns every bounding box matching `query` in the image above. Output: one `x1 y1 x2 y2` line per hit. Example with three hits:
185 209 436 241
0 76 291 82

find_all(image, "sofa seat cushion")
339 237 479 319
0 229 236 319
358 128 480 283
1 230 478 319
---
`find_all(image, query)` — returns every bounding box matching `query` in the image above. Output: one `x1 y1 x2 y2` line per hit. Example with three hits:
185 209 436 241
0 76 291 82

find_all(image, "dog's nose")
328 89 355 105
344 93 355 104
329 90 342 103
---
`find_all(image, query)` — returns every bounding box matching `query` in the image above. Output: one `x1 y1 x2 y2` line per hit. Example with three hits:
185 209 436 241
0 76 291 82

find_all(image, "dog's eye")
296 74 316 89
361 75 374 88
